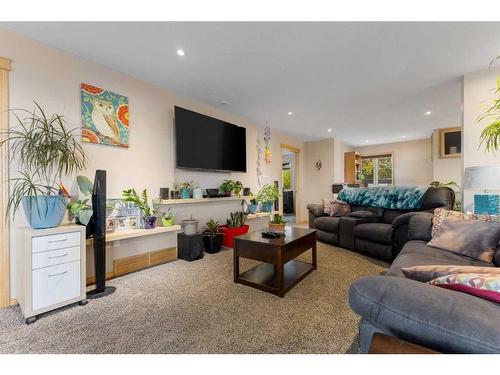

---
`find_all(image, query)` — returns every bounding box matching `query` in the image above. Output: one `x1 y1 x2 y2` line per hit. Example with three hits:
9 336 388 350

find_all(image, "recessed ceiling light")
425 111 432 115
402 135 406 138
220 101 228 105
287 112 293 115
327 128 332 133
364 140 369 143
176 49 185 56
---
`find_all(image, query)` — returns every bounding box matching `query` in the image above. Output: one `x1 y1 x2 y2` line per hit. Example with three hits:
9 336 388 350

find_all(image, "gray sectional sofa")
349 212 500 353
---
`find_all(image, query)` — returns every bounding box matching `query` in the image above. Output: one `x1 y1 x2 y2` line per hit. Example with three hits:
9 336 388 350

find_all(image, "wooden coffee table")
233 227 317 297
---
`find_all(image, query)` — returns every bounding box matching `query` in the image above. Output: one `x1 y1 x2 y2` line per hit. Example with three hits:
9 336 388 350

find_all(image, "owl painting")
81 83 129 148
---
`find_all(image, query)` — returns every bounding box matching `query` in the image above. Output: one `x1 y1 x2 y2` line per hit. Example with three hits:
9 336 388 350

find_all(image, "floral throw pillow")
431 208 500 237
429 273 500 303
402 265 500 282
329 200 351 217
322 198 334 215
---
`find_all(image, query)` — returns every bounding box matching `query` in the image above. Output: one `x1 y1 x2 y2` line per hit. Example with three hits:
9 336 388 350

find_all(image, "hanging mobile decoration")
264 123 271 164
256 138 264 187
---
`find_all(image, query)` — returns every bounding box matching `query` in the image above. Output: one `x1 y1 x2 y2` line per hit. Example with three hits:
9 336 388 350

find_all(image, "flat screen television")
175 106 247 172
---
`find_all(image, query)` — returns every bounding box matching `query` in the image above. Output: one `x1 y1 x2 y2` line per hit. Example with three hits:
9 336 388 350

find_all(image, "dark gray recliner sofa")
307 187 455 261
349 212 500 353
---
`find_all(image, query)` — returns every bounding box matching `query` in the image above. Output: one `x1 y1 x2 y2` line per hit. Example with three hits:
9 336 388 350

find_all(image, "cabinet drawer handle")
48 271 68 277
48 239 68 243
48 253 68 259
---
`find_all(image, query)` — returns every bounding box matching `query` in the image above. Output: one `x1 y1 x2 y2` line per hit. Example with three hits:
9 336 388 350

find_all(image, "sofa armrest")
307 204 325 218
349 276 500 353
408 212 433 241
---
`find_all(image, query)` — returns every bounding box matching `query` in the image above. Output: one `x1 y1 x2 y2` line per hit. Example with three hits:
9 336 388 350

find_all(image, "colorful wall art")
81 83 129 148
264 125 271 164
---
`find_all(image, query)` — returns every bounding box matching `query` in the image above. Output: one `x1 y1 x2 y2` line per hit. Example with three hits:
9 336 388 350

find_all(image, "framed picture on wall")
439 127 461 158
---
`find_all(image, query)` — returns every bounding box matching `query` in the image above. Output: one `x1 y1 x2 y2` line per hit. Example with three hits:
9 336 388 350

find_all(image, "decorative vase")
161 217 174 227
22 195 67 229
180 187 190 199
182 218 198 235
261 202 273 212
192 188 204 199
144 216 157 229
247 203 258 214
220 224 250 248
203 234 223 254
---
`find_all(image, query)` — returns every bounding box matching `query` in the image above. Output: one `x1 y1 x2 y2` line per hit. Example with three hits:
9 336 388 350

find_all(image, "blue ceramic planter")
261 202 273 212
247 204 258 214
22 195 67 229
180 188 191 199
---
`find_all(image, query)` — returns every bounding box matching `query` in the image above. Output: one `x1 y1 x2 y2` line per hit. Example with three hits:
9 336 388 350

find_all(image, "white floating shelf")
86 225 182 245
246 212 272 220
153 196 250 205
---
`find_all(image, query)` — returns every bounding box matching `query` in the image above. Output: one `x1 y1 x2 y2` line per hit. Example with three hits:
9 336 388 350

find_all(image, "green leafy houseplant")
67 175 94 225
122 188 158 228
226 211 247 228
219 179 235 195
478 56 500 152
0 102 86 228
256 184 279 212
203 219 223 253
269 213 286 232
233 180 243 196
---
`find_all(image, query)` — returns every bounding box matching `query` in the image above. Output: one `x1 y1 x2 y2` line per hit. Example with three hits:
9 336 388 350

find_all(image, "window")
361 154 393 186
282 162 292 190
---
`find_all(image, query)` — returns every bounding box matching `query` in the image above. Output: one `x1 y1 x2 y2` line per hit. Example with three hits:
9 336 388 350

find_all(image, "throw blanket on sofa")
337 186 429 210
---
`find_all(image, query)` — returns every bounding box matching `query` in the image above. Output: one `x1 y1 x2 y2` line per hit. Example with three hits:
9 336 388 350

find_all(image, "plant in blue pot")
247 194 258 214
256 184 279 213
179 181 193 199
1 103 86 229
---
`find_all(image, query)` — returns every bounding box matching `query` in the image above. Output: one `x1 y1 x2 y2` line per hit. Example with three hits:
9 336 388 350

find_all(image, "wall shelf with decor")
153 196 251 205
86 225 181 245
439 126 461 158
344 151 363 184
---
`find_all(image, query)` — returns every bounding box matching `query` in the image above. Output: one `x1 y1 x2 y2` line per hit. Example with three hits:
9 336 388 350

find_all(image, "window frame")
361 153 394 186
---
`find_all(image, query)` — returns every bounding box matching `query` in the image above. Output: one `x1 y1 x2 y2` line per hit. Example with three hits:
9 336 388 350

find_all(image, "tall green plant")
0 102 86 217
478 56 500 152
122 188 157 218
256 184 279 204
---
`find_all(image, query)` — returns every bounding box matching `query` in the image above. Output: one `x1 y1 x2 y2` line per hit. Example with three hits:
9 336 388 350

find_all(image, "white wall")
463 66 500 211
333 138 353 183
355 138 433 186
0 28 304 296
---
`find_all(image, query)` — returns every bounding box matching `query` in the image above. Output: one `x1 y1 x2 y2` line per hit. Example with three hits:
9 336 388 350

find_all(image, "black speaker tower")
87 169 116 299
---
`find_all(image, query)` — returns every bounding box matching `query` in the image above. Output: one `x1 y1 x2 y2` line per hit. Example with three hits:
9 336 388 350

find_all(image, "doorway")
281 144 300 225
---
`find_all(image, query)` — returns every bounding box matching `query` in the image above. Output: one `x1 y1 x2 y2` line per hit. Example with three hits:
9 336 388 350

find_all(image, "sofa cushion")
382 209 406 224
402 265 500 282
387 240 493 277
348 210 379 220
429 273 500 304
313 216 340 233
427 216 500 263
349 276 500 353
355 238 393 262
316 229 338 246
354 223 393 245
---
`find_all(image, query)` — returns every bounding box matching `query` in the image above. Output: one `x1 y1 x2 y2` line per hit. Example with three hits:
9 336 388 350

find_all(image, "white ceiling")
3 22 500 146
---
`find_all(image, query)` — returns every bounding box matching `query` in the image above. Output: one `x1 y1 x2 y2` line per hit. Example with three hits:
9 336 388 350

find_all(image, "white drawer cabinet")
17 225 87 324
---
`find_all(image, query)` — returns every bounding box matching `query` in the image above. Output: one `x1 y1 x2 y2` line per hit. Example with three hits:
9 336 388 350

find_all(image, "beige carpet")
0 242 387 354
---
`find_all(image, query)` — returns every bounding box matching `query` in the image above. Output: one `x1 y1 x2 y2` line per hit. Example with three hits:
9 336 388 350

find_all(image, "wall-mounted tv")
175 106 247 172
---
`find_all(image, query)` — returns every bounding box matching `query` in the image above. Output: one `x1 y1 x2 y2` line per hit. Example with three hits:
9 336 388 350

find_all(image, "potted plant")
171 182 180 199
179 181 193 199
220 211 250 248
0 103 86 229
269 213 286 232
219 179 235 196
256 184 279 212
478 57 500 152
247 194 258 214
160 208 175 227
122 188 158 229
233 180 243 196
67 175 94 236
202 219 223 253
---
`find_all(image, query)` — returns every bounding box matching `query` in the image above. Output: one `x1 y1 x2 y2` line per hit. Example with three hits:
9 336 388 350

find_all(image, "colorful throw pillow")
329 200 351 217
402 265 500 282
431 208 499 237
427 216 500 263
429 273 500 303
322 198 334 215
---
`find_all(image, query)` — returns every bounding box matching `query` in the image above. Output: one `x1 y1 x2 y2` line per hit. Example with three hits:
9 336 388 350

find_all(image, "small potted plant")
160 208 175 227
220 211 250 248
247 194 258 214
179 181 193 199
202 219 223 253
269 213 286 232
233 180 243 196
219 179 235 196
256 184 279 212
0 103 86 229
122 188 158 229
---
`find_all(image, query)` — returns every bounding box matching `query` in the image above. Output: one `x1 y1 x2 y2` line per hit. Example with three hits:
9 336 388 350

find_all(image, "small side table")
177 233 204 261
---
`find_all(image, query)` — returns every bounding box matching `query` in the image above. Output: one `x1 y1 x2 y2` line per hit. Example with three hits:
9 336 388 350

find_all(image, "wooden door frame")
0 56 11 308
280 144 301 224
